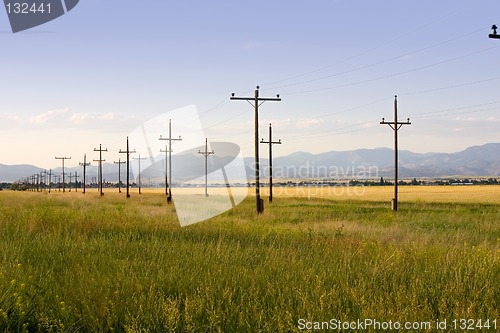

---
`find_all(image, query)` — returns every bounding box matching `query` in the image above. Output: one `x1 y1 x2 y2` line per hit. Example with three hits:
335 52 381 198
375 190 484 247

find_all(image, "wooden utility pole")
93 144 108 196
160 145 171 196
74 172 79 192
133 154 147 194
380 96 411 211
68 173 73 192
79 154 90 194
231 86 281 214
47 169 52 193
55 156 71 192
40 170 47 192
159 119 182 203
119 136 136 198
260 123 281 202
113 159 126 193
198 138 214 197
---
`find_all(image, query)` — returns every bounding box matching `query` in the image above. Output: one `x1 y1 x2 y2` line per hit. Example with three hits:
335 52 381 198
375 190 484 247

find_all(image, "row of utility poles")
38 122 218 200
24 169 80 193
18 26 498 212
227 26 498 214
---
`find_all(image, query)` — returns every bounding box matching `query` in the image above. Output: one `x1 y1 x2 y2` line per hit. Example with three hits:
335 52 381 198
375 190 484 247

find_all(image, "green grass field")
0 187 499 332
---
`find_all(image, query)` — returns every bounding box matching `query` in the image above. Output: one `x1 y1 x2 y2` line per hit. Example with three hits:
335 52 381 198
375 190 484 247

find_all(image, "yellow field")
247 185 500 204
99 185 500 204
0 186 498 331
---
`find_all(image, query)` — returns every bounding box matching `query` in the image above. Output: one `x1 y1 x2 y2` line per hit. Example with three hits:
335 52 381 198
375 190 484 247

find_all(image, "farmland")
0 186 499 332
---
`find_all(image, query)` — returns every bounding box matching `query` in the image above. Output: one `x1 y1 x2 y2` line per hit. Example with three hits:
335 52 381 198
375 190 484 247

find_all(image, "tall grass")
0 189 498 332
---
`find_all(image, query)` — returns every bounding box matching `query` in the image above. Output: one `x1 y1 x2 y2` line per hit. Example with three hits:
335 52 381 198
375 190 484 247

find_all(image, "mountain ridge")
1 143 499 182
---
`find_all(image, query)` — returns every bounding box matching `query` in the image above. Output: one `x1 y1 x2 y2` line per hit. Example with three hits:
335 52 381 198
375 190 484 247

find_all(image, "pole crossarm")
230 86 281 214
379 95 411 212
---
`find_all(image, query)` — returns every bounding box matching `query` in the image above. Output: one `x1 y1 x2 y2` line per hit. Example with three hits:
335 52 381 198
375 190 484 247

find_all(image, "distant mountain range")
1 143 499 183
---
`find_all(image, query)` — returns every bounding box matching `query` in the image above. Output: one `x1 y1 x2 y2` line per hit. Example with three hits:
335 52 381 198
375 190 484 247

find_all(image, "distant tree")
380 177 385 185
411 178 420 185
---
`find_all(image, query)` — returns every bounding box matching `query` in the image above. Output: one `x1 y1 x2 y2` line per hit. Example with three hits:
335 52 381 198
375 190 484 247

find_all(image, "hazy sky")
1 0 499 169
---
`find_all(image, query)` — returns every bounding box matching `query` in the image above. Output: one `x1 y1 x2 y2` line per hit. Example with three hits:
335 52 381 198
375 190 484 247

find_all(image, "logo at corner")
4 0 79 33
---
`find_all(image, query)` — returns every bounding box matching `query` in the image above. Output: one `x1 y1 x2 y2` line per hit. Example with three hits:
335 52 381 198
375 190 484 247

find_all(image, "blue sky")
0 0 499 169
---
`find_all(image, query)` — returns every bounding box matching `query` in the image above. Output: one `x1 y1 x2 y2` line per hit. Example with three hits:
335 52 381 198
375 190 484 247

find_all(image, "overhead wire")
267 26 489 92
263 1 479 87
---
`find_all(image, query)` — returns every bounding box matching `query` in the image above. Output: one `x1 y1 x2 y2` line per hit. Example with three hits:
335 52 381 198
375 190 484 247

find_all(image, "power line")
231 86 281 214
399 75 500 97
380 96 411 212
203 74 500 135
264 3 478 87
260 123 281 203
283 45 500 96
198 138 214 197
268 27 488 91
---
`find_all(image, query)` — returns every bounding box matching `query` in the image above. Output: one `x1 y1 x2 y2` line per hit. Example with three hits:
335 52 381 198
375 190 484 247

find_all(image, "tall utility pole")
160 145 171 196
159 119 182 203
47 169 52 193
260 123 282 203
380 96 411 212
231 86 281 214
79 154 90 194
55 156 71 193
113 159 126 193
489 24 499 39
93 144 108 196
55 174 61 191
68 173 73 192
133 154 147 194
119 136 136 198
74 172 79 192
198 138 215 197
40 170 47 191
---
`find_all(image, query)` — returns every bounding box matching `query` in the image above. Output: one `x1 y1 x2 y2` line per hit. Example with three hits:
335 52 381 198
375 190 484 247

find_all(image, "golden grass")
259 185 500 204
36 184 500 207
0 188 498 331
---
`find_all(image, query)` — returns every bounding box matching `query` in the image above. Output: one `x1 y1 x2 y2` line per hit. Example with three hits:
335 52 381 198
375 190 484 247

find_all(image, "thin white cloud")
70 112 114 125
261 117 324 129
295 118 323 129
0 115 20 121
29 108 69 124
